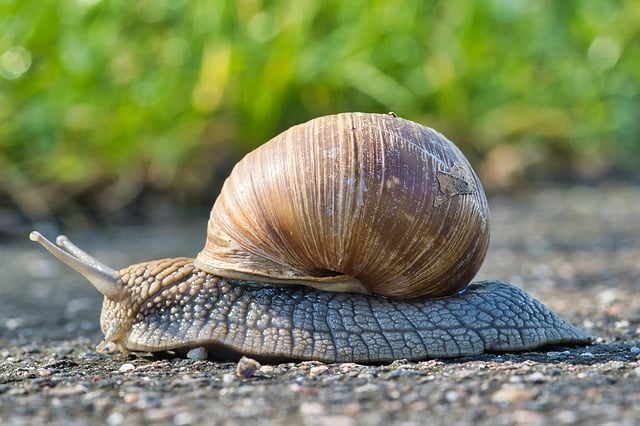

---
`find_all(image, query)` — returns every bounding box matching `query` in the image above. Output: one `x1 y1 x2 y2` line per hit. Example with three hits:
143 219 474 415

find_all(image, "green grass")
1 0 638 220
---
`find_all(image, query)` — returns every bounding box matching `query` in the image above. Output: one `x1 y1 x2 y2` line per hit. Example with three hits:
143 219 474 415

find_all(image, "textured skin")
99 259 591 363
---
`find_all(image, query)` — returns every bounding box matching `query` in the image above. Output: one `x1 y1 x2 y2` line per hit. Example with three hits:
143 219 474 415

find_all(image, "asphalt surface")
1 183 639 425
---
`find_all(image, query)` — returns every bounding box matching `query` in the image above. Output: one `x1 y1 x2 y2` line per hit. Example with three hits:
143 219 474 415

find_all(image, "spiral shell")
194 112 489 299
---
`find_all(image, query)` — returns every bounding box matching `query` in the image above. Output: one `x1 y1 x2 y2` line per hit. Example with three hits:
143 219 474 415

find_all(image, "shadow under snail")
30 112 591 363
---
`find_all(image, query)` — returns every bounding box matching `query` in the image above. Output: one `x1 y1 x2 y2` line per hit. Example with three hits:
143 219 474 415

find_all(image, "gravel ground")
1 183 639 426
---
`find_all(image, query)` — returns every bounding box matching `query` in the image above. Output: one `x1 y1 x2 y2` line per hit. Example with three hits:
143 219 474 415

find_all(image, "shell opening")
29 231 122 300
310 268 342 278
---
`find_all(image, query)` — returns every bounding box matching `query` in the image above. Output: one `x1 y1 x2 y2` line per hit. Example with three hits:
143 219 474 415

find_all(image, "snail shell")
195 112 489 299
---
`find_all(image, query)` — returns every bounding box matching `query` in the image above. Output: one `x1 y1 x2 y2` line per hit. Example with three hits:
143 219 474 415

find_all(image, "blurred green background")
1 0 638 234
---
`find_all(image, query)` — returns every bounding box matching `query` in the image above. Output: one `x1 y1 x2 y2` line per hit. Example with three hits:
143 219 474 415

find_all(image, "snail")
30 112 590 363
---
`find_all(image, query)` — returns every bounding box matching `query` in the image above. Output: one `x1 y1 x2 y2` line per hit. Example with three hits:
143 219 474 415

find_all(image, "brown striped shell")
194 112 489 300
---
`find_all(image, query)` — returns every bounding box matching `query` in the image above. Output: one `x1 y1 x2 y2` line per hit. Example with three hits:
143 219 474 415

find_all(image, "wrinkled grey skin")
116 269 591 363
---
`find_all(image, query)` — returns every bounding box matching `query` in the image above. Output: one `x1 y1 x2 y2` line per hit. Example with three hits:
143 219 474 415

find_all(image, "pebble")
106 412 124 425
354 383 378 394
38 368 56 377
144 408 174 421
123 393 140 404
173 412 194 426
258 365 275 374
444 390 459 402
300 401 325 416
236 356 261 378
118 363 135 373
313 415 356 426
579 352 595 360
339 363 362 373
288 382 318 397
47 385 87 396
512 409 545 426
597 289 618 307
524 372 547 383
546 351 570 360
186 347 208 360
222 373 236 385
556 409 579 424
309 365 329 376
491 387 535 405
614 320 630 330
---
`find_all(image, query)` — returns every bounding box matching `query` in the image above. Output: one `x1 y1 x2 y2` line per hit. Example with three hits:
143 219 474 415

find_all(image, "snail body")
30 113 590 362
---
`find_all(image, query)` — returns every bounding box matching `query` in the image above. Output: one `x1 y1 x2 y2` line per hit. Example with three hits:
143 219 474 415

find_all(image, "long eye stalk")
29 231 122 300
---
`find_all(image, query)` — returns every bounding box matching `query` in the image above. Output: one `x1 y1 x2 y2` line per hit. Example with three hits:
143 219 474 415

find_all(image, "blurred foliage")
1 0 639 227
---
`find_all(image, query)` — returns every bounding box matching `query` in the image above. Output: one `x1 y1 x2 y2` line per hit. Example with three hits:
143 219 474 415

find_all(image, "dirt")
1 183 639 426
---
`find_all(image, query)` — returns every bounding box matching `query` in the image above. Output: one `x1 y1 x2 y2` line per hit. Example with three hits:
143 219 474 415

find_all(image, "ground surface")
1 183 639 426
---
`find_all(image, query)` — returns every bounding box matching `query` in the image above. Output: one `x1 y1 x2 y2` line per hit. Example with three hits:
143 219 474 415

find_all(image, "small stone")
579 352 595 359
118 363 135 373
300 401 325 416
508 375 523 383
174 412 194 426
288 383 318 396
6 318 24 330
309 365 329 376
512 409 545 426
524 372 547 383
389 359 409 368
314 415 356 426
546 351 570 360
47 385 87 396
186 347 208 360
556 409 579 424
344 402 360 415
444 390 459 402
236 356 261 378
339 363 361 373
106 412 124 426
614 320 630 330
597 289 617 307
258 365 274 374
38 368 56 377
123 393 140 404
83 390 110 411
491 387 535 405
354 383 378 394
144 408 173 421
630 346 640 354
222 373 235 385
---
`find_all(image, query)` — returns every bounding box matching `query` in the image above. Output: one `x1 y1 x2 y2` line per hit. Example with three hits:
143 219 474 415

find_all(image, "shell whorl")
195 112 490 299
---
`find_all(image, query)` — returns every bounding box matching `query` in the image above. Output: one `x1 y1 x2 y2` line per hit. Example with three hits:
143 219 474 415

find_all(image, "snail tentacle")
29 232 122 300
